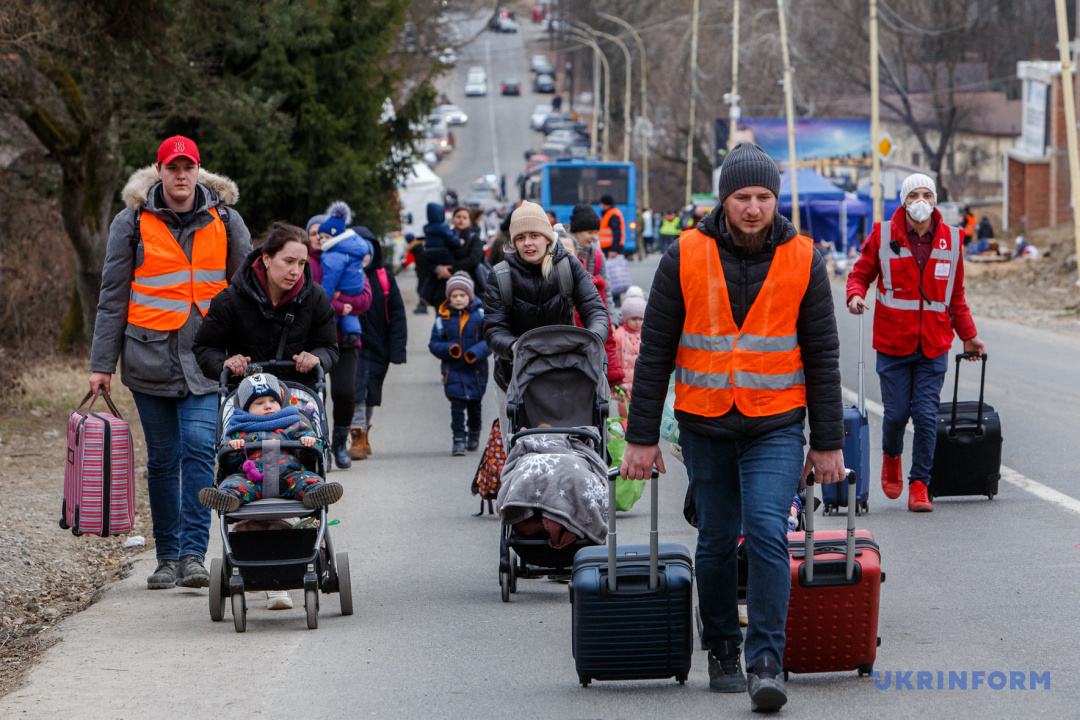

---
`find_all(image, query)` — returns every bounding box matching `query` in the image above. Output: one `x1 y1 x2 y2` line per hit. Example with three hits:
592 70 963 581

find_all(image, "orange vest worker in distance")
597 195 624 254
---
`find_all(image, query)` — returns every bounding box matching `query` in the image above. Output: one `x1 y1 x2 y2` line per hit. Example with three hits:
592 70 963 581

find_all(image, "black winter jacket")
483 239 610 390
193 249 339 388
358 234 407 368
625 206 844 451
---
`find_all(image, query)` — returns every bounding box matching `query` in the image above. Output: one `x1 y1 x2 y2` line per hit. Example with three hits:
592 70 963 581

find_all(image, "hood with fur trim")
121 165 239 211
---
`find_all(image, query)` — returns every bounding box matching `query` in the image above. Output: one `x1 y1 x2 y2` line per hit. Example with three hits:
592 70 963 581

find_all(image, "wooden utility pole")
870 0 882 222
729 0 740 143
778 0 799 232
1054 0 1080 285
685 0 701 205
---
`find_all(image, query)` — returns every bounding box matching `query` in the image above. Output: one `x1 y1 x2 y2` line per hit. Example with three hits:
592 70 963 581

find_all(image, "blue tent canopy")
775 170 871 252
779 169 846 202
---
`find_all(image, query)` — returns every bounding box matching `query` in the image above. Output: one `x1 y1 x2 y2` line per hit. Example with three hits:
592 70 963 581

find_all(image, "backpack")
493 256 573 311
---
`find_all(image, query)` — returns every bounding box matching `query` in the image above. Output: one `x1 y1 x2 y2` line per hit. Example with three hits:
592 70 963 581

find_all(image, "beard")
727 219 772 254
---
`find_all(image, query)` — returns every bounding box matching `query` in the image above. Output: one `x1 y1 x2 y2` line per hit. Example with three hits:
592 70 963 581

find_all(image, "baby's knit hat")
445 272 475 304
509 201 555 243
237 373 285 412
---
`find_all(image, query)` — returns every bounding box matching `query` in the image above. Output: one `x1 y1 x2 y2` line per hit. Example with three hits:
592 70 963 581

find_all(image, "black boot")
332 428 353 469
452 436 466 456
466 430 481 452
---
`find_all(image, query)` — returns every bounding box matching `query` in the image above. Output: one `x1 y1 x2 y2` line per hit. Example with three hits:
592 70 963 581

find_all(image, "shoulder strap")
275 313 295 361
130 207 143 258
555 255 573 303
494 261 512 308
594 247 603 274
881 221 891 245
376 267 391 322
434 316 446 338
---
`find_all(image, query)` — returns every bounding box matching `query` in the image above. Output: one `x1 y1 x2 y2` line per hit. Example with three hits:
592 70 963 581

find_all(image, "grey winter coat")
89 166 253 397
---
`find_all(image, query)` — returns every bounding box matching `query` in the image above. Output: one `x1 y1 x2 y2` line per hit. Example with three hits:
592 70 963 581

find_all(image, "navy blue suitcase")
823 312 870 515
570 469 693 687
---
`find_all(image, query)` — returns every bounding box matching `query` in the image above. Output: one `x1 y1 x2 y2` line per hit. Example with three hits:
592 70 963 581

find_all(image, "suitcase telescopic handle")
950 352 988 433
804 469 857 584
857 309 866 416
606 466 662 593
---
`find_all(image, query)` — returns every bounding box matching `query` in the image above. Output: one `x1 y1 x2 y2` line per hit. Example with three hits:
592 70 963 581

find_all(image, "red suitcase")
783 471 883 678
60 389 135 537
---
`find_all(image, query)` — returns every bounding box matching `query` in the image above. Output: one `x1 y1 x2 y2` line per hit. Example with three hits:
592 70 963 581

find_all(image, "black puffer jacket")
193 248 339 387
358 231 407 368
483 239 610 390
625 206 843 450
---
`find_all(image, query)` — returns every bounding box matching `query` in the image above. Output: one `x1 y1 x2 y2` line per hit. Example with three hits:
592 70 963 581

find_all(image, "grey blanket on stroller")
497 433 609 545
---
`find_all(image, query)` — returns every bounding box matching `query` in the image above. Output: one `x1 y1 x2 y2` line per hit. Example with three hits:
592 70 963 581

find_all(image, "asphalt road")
3 13 1078 720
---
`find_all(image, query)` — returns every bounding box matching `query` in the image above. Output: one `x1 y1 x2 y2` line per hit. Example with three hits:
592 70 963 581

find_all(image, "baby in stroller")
198 372 344 514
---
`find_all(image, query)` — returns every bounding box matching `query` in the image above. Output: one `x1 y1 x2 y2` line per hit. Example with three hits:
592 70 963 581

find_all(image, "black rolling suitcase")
570 468 693 687
929 352 1002 500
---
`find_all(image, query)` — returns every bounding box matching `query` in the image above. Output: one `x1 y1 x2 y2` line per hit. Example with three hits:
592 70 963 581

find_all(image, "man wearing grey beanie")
620 142 845 711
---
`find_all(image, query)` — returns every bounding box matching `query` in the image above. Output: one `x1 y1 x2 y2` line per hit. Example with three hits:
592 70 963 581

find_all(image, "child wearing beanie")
429 272 491 456
198 372 344 513
613 286 647 412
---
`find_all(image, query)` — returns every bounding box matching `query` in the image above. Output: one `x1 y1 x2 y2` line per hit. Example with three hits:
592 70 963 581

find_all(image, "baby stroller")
208 360 352 632
498 326 611 602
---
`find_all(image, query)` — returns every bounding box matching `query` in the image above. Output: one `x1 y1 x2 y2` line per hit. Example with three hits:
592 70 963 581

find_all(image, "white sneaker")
266 591 293 610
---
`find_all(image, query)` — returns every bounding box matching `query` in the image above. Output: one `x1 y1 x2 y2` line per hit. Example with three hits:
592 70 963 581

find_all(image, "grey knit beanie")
306 214 329 233
237 373 284 412
716 142 782 203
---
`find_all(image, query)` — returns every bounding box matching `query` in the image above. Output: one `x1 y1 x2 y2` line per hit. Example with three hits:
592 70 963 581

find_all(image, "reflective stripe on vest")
875 221 960 314
674 229 813 418
598 206 625 249
129 206 228 331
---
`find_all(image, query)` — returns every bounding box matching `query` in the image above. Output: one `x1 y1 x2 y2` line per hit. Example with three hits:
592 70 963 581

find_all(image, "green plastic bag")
607 406 645 511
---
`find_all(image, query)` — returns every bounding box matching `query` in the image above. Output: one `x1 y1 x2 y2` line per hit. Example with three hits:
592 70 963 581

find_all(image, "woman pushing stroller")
483 201 610 446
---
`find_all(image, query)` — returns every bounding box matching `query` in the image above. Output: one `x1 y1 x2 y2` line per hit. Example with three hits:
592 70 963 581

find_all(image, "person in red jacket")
846 173 985 512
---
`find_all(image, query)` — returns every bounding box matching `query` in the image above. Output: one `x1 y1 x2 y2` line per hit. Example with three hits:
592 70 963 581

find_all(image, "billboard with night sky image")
736 118 871 169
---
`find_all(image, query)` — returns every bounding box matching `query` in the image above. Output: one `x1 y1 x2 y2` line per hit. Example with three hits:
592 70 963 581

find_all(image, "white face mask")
907 199 933 223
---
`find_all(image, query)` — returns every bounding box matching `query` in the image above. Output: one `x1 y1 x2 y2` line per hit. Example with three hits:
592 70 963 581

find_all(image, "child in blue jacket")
318 204 371 339
428 273 490 456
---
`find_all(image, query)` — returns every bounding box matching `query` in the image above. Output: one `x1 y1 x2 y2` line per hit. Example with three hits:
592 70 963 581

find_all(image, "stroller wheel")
508 548 518 594
305 589 319 629
336 553 354 616
500 571 510 602
232 593 246 633
209 558 225 622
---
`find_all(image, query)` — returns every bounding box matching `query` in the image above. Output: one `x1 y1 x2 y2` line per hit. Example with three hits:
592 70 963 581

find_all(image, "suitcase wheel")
579 675 591 687
857 663 874 677
783 671 790 681
676 673 687 685
987 493 995 500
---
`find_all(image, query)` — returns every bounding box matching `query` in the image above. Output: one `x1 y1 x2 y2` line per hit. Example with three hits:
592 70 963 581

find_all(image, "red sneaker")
908 480 934 512
881 454 903 499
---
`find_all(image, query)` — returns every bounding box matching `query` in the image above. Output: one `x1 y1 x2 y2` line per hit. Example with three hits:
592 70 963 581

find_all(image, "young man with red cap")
847 173 985 513
89 136 252 590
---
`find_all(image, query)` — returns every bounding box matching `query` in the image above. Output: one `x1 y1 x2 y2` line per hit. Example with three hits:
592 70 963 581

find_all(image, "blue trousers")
131 391 217 560
682 423 805 667
876 348 948 485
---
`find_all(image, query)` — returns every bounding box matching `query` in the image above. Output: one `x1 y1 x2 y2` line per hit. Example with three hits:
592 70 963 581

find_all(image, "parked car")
438 48 457 66
541 113 569 133
417 140 442 166
531 54 551 73
430 104 468 126
533 73 555 93
496 16 518 33
533 62 555 77
464 182 500 211
543 117 589 137
532 5 546 22
500 79 522 96
467 66 486 82
465 77 487 96
530 104 555 130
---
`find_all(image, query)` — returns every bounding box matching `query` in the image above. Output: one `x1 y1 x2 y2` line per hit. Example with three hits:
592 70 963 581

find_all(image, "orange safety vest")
128 207 228 331
598 206 625 249
674 229 813 418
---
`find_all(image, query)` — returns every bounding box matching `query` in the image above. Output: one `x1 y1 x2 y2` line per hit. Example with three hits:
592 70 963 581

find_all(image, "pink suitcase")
61 389 135 537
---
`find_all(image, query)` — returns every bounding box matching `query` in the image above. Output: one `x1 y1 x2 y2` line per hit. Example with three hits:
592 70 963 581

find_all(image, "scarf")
226 405 303 436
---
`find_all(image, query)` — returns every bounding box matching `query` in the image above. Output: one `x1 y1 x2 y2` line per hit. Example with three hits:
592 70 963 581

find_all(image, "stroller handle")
217 439 317 458
219 359 326 388
509 426 602 447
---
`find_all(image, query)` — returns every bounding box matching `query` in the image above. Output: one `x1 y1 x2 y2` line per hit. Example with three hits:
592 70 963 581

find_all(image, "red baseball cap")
157 135 200 165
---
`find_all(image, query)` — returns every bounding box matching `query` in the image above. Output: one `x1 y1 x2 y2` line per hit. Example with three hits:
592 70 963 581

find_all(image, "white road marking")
484 37 501 177
841 387 1080 517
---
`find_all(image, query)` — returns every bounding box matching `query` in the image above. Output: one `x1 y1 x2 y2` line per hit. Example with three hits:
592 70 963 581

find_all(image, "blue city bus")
524 158 638 252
